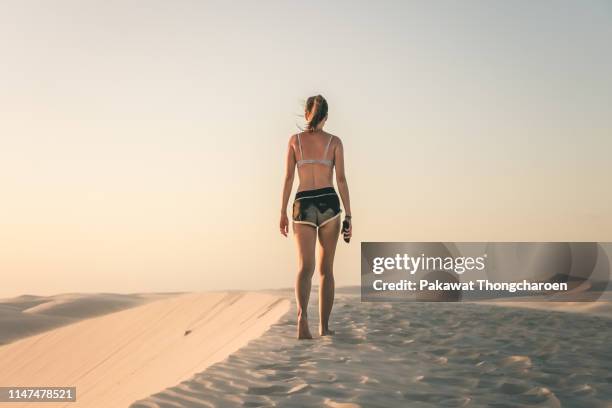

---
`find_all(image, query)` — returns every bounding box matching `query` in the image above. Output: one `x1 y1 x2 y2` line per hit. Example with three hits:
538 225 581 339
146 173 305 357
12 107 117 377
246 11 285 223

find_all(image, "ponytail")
305 94 328 131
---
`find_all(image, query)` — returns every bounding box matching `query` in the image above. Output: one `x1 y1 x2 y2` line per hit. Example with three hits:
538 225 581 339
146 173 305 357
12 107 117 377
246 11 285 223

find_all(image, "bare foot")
319 327 335 336
297 316 313 340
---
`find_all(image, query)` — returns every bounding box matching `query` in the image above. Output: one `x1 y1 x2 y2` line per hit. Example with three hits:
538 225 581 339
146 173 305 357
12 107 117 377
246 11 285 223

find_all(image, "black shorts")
292 187 342 228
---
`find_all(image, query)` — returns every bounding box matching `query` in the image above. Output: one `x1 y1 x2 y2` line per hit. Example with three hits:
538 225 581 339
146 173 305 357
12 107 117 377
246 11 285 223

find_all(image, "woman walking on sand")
279 95 352 339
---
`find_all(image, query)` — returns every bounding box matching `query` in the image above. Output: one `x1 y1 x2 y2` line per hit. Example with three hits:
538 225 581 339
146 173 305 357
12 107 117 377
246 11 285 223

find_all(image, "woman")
280 95 352 339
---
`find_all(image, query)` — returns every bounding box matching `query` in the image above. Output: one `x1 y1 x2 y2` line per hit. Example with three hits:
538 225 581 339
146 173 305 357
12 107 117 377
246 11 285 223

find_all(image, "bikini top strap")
323 134 333 159
296 132 304 160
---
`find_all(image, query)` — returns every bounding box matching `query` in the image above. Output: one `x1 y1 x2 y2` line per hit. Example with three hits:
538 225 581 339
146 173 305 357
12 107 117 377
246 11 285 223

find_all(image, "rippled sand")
132 293 612 407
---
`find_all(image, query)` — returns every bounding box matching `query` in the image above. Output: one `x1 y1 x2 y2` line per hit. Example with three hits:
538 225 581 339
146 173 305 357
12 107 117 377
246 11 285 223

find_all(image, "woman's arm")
334 137 351 217
280 135 296 236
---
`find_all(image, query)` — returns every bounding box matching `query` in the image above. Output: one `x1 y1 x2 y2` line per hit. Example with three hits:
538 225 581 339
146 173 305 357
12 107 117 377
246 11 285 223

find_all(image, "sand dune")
483 299 612 319
2 289 610 407
0 293 170 345
481 291 612 319
0 304 73 346
0 292 289 408
21 293 147 316
133 292 612 408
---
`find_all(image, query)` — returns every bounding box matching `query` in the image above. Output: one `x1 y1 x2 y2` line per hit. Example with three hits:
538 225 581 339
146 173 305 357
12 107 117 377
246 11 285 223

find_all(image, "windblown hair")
305 95 328 131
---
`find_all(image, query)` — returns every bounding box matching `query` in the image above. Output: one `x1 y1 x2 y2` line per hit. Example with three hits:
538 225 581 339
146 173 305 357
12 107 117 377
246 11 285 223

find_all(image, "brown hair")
305 95 328 131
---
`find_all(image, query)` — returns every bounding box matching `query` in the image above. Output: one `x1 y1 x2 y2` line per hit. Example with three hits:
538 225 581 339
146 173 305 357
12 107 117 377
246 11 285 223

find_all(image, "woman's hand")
343 218 352 241
280 212 289 237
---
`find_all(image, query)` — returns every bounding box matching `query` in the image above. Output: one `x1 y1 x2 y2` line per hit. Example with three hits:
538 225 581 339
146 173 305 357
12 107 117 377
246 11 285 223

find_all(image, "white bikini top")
296 133 334 167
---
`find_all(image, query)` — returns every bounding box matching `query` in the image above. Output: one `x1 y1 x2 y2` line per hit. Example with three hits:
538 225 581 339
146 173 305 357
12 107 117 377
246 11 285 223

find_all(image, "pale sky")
1 1 611 297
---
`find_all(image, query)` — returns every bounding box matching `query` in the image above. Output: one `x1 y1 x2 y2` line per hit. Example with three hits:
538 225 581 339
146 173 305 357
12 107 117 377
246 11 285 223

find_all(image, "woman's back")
293 130 337 192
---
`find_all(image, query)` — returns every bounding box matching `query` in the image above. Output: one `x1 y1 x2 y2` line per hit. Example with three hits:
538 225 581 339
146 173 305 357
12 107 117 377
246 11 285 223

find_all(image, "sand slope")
0 292 289 408
0 293 170 345
134 293 612 408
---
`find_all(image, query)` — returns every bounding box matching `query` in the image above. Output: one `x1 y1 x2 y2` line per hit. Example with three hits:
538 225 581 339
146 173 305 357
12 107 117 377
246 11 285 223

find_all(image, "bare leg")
294 223 317 340
317 216 341 336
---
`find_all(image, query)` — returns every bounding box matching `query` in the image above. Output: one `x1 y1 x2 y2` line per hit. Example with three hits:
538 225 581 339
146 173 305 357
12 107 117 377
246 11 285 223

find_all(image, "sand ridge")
133 293 612 407
0 291 290 408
